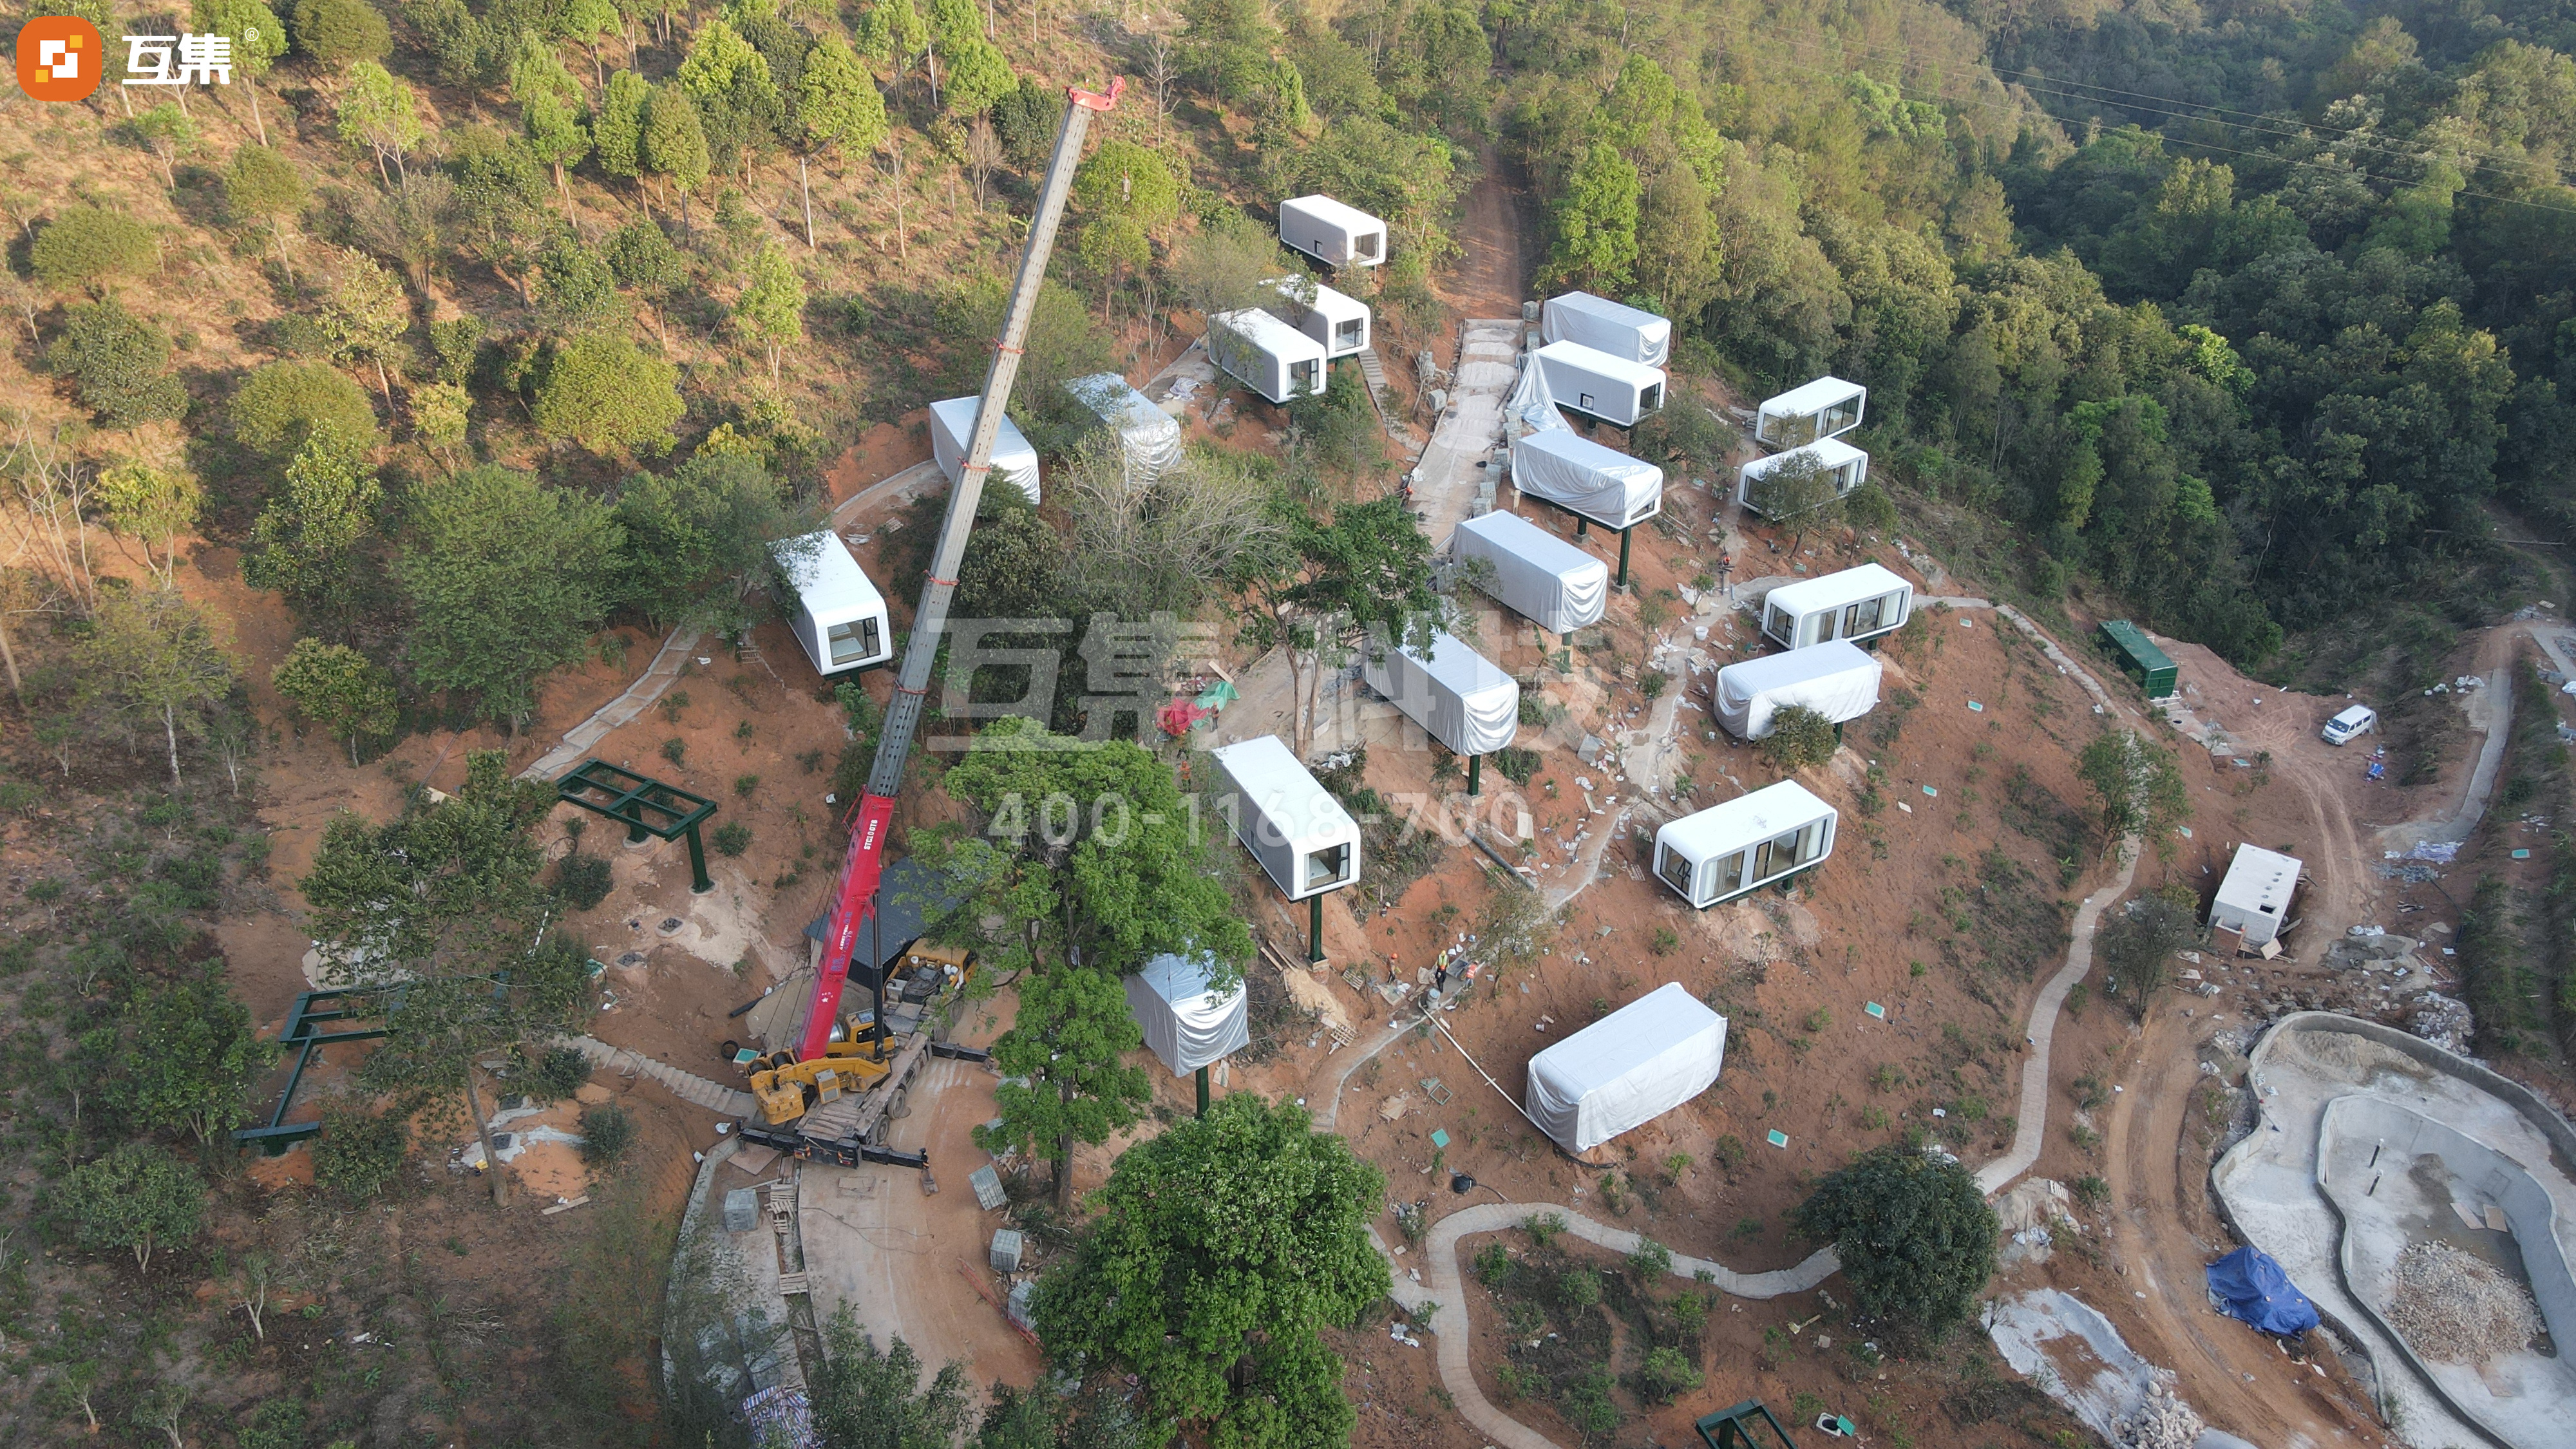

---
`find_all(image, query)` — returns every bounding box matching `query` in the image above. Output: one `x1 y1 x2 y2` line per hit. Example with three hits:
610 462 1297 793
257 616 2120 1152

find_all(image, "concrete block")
723 1187 759 1233
990 1228 1025 1274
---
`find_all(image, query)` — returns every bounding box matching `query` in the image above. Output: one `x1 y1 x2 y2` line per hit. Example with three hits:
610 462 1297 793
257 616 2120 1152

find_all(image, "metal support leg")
685 823 714 894
627 817 650 846
1195 1065 1209 1117
1616 528 1633 590
1576 514 1589 538
1309 893 1325 964
1467 752 1482 797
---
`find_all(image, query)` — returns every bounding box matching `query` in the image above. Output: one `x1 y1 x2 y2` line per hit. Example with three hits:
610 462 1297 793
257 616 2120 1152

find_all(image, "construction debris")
2116 1385 2204 1449
2385 1240 2543 1363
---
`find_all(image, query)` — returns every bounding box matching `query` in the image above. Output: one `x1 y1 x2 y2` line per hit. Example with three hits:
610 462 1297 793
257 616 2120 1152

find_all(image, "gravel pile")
2116 1385 2204 1449
2385 1240 2543 1363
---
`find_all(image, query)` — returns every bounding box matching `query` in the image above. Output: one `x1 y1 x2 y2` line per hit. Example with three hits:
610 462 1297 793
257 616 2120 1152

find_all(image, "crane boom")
798 77 1124 1061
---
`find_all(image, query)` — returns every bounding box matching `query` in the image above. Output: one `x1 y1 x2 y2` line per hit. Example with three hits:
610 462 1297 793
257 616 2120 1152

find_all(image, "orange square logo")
17 16 105 102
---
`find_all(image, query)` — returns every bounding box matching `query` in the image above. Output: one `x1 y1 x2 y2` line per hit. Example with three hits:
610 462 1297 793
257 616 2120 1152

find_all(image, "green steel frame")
233 988 390 1155
556 759 720 893
1696 1399 1799 1448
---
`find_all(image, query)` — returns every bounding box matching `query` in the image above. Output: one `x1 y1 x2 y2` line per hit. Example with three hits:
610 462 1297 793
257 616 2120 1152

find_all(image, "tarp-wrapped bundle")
1506 353 1570 439
1542 291 1671 366
1065 372 1184 484
1526 983 1727 1153
1123 952 1248 1076
1510 428 1664 529
1452 511 1607 634
2206 1246 2320 1337
1714 641 1881 740
1363 630 1520 757
927 397 1041 506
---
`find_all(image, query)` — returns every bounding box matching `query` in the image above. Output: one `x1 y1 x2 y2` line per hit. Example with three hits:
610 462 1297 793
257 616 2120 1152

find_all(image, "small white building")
1123 952 1249 1076
927 396 1041 506
1713 641 1881 741
1361 630 1520 760
1264 276 1370 359
1508 426 1664 529
1735 438 1870 516
1211 735 1361 901
1755 376 1867 450
2211 844 2301 950
1541 291 1671 367
1065 372 1184 484
773 530 893 676
1535 341 1665 426
1759 563 1915 650
1278 194 1387 269
1209 307 1328 405
1525 983 1727 1154
1653 780 1837 909
1452 511 1609 634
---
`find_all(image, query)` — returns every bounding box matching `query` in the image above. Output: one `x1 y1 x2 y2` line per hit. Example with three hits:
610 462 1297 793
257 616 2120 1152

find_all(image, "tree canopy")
396 466 622 726
1789 1144 1998 1338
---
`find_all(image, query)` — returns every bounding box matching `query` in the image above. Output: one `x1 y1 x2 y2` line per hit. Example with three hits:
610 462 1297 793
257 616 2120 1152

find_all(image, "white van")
2321 705 2376 745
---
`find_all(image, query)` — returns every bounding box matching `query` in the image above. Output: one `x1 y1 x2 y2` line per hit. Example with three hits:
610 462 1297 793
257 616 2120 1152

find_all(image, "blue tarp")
2207 1246 2320 1336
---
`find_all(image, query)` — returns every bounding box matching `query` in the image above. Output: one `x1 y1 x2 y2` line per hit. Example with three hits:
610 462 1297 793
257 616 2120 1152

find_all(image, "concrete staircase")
1356 345 1392 412
567 1036 756 1117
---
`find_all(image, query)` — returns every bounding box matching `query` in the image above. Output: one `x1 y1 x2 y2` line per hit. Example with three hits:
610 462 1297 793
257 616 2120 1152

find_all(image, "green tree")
2100 890 2195 1016
535 229 622 332
1072 138 1180 233
195 0 290 143
2076 729 2190 851
224 144 307 280
810 1320 971 1447
929 0 1013 114
231 360 378 457
1758 703 1839 770
1546 142 1641 291
855 0 929 67
97 462 204 586
272 637 398 764
397 466 623 727
612 451 817 634
1788 1145 1997 1337
243 430 383 610
511 33 591 206
594 69 652 199
301 751 591 1204
95 971 274 1145
798 36 888 156
75 588 238 788
46 300 188 429
1032 1092 1390 1446
1744 450 1848 553
531 334 684 458
1233 492 1443 754
62 1144 205 1274
676 17 770 100
128 102 198 191
412 379 470 460
291 0 390 70
641 84 714 212
734 240 806 387
605 218 687 343
446 127 552 301
320 246 410 403
337 60 425 185
30 207 156 294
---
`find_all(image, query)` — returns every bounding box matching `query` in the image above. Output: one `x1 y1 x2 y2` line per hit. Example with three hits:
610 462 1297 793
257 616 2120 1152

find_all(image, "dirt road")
1439 147 1531 318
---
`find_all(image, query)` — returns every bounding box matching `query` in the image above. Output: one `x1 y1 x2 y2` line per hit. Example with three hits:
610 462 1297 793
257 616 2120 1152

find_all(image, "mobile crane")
737 75 1126 1171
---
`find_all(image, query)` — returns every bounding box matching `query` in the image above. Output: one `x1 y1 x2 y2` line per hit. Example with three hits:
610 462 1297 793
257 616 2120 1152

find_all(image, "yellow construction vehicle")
740 942 974 1126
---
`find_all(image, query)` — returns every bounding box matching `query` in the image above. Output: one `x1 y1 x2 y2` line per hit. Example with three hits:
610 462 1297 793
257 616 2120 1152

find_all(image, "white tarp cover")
1363 630 1520 757
1211 735 1361 900
1124 952 1249 1075
1510 426 1664 528
1542 292 1671 366
927 397 1040 505
1506 352 1573 439
1526 983 1727 1153
1714 640 1881 739
1065 372 1184 483
1454 511 1608 634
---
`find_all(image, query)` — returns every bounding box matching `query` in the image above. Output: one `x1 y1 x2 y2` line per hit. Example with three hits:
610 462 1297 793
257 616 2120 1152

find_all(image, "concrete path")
1412 319 1522 548
521 627 706 782
831 459 944 529
1975 842 2140 1195
1313 1014 1424 1133
567 1034 756 1117
1378 1202 1841 1449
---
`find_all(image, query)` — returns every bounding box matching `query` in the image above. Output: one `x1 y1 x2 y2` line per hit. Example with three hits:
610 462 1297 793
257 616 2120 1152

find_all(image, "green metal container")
2099 620 2178 698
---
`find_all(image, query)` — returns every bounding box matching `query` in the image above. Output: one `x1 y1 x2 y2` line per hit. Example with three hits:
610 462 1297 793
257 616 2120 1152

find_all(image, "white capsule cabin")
1759 564 1915 650
1277 194 1387 269
1262 276 1370 359
1534 341 1665 427
1211 735 1361 901
1712 641 1881 741
1361 630 1520 760
2210 844 2302 950
1735 439 1870 516
1541 291 1671 367
1754 376 1867 450
1209 308 1328 405
1653 781 1838 909
1452 511 1609 635
927 396 1041 506
1065 372 1184 484
773 530 893 676
1508 427 1664 529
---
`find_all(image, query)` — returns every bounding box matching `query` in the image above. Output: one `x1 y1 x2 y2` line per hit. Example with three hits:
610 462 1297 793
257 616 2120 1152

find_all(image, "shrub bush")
1759 704 1839 771
32 206 156 291
313 1099 408 1200
553 851 613 909
1636 1344 1703 1402
230 360 378 457
580 1103 636 1168
48 300 187 426
1492 745 1541 784
529 1045 593 1099
712 821 752 857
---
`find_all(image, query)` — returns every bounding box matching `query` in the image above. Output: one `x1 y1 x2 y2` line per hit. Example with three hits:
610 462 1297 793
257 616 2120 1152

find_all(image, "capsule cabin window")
1640 383 1663 412
1336 317 1362 346
828 617 880 665
1305 842 1350 890
1715 850 1748 897
1659 845 1692 893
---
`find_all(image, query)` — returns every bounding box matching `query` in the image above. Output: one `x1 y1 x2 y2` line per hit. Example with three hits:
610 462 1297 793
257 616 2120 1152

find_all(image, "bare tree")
1145 32 1177 125
1057 437 1280 618
1 413 102 614
966 115 1003 208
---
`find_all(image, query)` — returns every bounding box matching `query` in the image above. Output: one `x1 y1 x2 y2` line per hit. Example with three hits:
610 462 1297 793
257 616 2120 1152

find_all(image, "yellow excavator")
741 942 974 1126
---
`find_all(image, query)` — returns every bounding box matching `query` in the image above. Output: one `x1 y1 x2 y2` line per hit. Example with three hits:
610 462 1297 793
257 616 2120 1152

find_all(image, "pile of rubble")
2405 994 2475 1054
2385 1240 2544 1363
2115 1383 2204 1449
